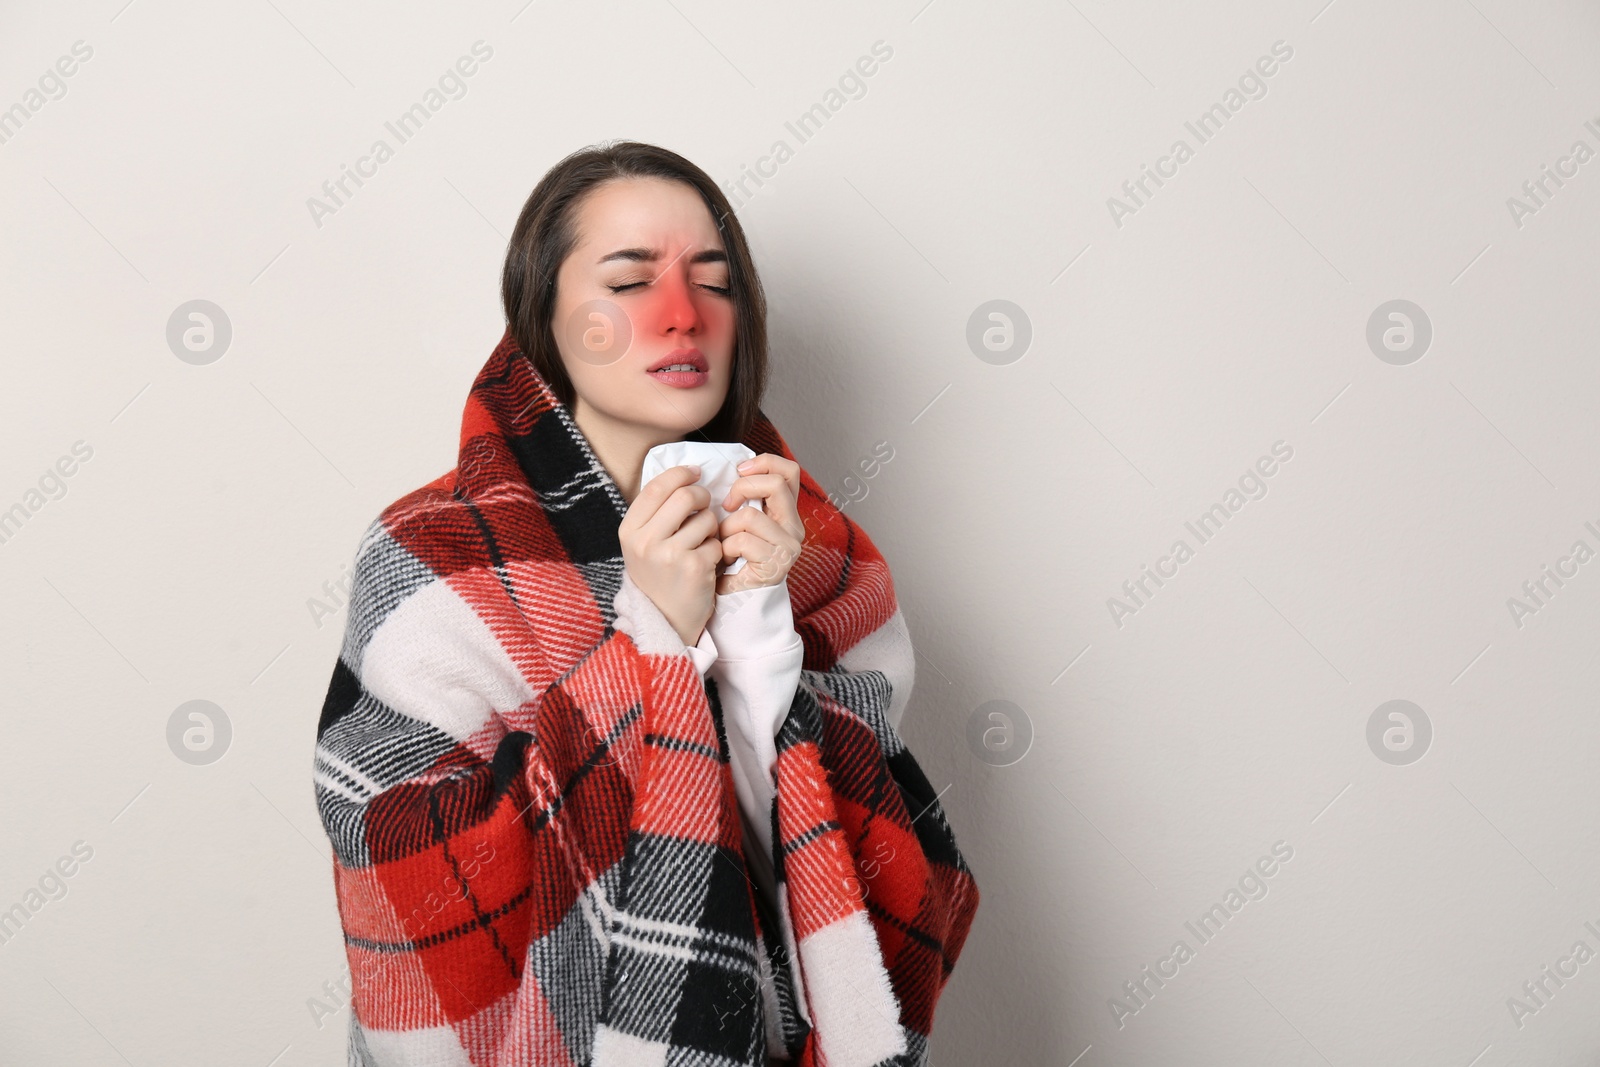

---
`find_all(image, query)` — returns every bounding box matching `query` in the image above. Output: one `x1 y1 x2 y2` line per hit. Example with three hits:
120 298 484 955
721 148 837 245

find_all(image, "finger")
718 529 779 568
718 504 787 546
692 531 725 566
664 498 720 553
643 476 715 547
764 454 803 510
717 559 774 595
724 470 801 531
624 464 703 533
720 527 802 580
721 501 804 559
721 471 776 512
716 543 781 595
730 454 800 504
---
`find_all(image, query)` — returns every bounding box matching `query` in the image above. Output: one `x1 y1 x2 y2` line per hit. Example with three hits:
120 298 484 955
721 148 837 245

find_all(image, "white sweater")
684 584 805 919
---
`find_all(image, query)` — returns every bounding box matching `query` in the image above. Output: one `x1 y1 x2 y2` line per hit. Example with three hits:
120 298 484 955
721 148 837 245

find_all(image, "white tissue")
640 441 764 574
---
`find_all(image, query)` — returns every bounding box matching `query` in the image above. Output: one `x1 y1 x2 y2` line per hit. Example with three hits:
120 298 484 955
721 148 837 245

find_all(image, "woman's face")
551 176 735 439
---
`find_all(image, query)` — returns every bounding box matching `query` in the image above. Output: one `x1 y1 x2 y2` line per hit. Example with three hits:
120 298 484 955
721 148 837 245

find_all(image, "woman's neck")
571 397 678 505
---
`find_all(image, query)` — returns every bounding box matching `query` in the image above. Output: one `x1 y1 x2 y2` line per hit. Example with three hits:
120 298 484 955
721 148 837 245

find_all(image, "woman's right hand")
618 463 722 647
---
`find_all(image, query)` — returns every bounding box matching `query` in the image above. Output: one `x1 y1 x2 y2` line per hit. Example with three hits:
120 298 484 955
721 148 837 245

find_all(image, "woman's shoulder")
362 469 443 540
336 467 497 666
374 465 459 523
350 466 486 593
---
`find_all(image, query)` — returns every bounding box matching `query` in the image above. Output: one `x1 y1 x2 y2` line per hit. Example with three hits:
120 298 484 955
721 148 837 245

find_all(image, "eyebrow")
596 246 728 266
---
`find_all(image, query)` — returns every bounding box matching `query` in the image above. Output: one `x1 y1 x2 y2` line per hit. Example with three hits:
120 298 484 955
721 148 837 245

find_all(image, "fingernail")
685 464 701 475
737 459 756 471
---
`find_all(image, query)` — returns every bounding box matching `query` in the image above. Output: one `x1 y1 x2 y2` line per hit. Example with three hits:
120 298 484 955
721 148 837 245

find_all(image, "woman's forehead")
573 178 724 253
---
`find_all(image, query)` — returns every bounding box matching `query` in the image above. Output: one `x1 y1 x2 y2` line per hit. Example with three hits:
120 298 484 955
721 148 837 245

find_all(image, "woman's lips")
647 367 710 388
647 348 709 388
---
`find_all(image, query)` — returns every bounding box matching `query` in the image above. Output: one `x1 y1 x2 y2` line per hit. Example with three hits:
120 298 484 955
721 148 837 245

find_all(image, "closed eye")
607 280 731 296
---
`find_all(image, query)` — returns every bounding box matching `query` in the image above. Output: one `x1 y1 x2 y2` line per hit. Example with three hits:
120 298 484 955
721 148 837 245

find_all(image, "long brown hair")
500 141 768 444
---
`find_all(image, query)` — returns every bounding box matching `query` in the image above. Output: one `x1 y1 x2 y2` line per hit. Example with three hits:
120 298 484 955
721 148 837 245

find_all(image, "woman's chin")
638 397 728 434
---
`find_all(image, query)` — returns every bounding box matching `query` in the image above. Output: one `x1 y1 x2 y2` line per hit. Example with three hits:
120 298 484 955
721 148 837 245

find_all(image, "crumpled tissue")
640 440 763 574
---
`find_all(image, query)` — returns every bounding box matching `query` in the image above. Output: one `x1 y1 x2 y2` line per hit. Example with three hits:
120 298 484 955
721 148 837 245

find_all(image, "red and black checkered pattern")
312 330 978 1066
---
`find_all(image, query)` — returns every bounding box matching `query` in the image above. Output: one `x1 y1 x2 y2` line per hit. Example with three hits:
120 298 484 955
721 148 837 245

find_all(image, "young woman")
313 141 977 1067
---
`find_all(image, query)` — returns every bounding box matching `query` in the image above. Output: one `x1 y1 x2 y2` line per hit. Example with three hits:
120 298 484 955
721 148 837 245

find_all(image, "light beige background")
3 0 1600 1063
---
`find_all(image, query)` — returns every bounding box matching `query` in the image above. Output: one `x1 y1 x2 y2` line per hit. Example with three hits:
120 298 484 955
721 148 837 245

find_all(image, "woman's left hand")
715 452 806 595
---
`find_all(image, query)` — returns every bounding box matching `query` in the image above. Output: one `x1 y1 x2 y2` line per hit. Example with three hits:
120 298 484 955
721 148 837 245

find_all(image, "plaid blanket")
312 330 979 1066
